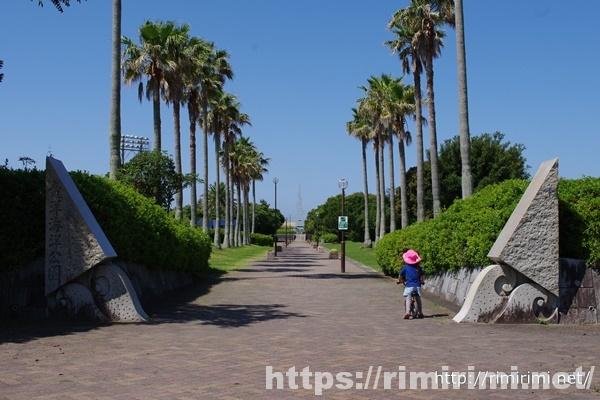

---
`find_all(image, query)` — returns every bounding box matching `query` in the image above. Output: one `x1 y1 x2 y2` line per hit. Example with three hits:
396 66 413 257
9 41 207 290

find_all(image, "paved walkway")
1 241 599 399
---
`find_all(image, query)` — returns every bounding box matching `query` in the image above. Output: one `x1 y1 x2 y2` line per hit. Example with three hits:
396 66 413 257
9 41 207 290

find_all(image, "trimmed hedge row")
0 168 212 274
376 178 600 277
250 233 273 247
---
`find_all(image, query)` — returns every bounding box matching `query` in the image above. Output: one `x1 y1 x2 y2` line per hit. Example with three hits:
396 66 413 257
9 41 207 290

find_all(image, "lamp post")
273 177 279 256
338 178 348 273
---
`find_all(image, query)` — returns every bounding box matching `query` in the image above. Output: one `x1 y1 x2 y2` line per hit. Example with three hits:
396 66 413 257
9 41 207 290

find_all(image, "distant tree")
117 151 182 211
253 200 284 236
439 132 528 208
305 193 379 243
19 157 36 171
0 60 4 83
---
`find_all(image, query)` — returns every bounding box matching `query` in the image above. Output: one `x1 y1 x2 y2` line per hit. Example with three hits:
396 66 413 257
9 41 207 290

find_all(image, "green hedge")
0 168 212 274
376 178 600 277
321 233 339 243
0 169 45 271
250 233 273 247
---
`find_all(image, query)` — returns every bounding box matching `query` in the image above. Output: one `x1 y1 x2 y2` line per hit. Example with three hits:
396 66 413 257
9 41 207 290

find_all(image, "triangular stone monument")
488 158 559 295
45 157 117 295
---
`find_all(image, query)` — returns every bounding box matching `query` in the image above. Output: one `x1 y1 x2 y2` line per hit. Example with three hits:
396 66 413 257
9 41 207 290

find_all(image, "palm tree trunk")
235 181 242 246
173 101 183 221
202 104 209 232
455 0 473 198
229 157 235 245
413 64 425 222
109 0 121 179
378 134 386 239
387 133 396 232
189 110 197 227
152 79 161 151
398 129 408 229
243 185 249 245
223 142 230 248
374 141 380 242
361 138 371 247
213 133 221 248
426 54 441 217
251 179 256 234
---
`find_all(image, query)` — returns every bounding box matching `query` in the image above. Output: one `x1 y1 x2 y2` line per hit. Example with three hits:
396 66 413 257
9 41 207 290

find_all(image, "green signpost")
338 216 348 231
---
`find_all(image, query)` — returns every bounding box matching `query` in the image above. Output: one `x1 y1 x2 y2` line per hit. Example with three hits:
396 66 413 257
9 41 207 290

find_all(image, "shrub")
376 178 600 277
0 168 45 271
559 177 600 266
321 232 339 243
117 151 182 211
250 233 273 247
0 168 211 275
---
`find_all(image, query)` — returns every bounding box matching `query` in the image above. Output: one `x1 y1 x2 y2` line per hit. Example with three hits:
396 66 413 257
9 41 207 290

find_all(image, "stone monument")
454 158 560 323
45 157 148 322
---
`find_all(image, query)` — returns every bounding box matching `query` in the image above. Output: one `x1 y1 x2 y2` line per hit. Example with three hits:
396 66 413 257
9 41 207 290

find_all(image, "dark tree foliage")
253 200 284 235
438 132 529 208
35 0 82 13
305 193 379 242
117 151 183 211
0 60 4 83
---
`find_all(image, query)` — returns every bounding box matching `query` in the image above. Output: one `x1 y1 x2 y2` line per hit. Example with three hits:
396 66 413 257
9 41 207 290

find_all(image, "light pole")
338 178 348 273
273 177 279 256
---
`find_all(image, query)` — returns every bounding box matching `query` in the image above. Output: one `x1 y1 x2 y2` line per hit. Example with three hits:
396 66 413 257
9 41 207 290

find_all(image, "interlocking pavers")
1 241 599 399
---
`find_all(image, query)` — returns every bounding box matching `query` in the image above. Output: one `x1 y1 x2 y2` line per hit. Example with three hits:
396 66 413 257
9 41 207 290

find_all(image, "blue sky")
1 0 599 221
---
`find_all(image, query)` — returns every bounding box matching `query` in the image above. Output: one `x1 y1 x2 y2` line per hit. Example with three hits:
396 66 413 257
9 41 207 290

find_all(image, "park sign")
338 216 348 231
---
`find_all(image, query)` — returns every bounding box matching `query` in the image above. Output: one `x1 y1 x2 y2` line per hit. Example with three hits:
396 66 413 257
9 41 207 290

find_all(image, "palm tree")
387 19 426 223
216 96 250 247
250 152 269 234
389 82 416 228
183 38 212 227
346 107 372 247
122 21 187 152
199 48 233 234
392 0 454 217
36 0 81 12
454 0 473 198
109 0 121 180
162 24 193 221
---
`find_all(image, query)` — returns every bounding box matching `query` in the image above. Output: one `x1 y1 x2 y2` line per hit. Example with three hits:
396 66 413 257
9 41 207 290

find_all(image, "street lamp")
273 177 279 256
338 178 348 273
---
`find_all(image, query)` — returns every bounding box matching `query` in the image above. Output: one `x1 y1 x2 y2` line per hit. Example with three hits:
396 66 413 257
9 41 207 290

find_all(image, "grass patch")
209 245 271 272
323 241 380 272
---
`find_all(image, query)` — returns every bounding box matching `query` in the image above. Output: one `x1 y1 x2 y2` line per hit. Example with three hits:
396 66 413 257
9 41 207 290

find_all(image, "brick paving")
1 241 599 399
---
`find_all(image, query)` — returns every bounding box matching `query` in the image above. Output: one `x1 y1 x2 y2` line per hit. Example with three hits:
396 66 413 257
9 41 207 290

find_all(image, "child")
396 249 424 319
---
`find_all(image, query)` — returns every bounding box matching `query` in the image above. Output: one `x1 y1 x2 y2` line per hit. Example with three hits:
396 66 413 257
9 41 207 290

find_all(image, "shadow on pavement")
151 303 306 328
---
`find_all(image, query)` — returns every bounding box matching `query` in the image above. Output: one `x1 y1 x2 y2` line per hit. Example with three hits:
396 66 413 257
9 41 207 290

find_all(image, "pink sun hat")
402 249 422 265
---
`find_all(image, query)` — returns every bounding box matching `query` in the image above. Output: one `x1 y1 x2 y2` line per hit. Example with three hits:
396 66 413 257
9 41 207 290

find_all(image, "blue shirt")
399 264 423 288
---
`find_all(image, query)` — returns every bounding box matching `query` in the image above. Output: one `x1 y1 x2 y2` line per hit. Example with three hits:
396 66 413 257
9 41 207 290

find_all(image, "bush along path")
376 178 600 277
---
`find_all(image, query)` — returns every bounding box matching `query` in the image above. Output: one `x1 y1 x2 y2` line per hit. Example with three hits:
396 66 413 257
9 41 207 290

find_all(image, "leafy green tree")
305 193 379 243
117 151 182 211
438 132 528 208
253 200 284 236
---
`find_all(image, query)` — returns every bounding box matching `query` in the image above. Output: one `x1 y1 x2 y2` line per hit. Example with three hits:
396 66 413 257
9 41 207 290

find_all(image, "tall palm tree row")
122 20 269 248
352 75 417 239
388 0 456 218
